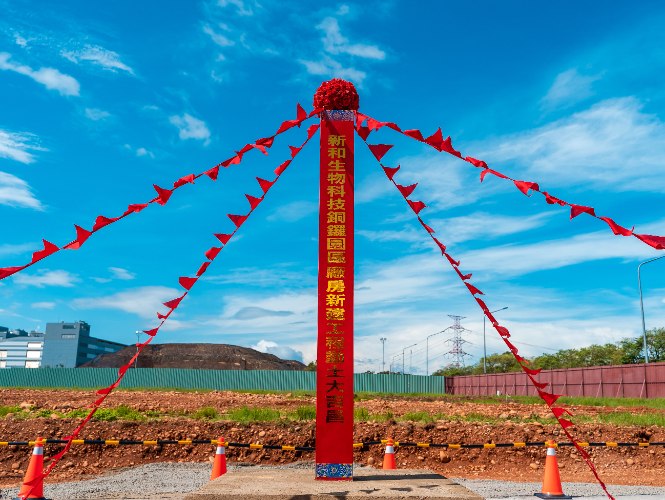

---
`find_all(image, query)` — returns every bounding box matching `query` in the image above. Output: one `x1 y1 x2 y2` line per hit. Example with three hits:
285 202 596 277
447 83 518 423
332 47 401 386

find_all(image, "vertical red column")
316 109 355 480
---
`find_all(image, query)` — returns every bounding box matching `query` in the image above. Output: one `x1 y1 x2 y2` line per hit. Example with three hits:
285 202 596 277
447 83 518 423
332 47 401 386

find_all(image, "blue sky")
1 0 664 373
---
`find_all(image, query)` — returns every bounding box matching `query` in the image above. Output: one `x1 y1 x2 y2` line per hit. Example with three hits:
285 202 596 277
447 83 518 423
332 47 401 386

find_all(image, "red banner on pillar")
316 110 355 480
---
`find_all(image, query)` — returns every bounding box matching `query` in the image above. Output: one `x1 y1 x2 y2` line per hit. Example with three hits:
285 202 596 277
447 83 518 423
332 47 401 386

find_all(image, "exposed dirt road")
1 389 663 487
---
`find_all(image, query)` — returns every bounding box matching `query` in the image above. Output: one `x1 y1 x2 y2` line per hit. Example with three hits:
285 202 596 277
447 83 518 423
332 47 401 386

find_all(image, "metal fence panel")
0 369 445 395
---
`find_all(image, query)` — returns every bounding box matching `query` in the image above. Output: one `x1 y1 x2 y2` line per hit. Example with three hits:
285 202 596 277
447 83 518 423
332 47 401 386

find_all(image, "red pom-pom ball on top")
313 78 359 111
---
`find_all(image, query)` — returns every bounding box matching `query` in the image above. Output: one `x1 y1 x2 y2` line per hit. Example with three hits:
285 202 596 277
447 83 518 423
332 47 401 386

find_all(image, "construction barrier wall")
0 368 445 394
446 361 665 399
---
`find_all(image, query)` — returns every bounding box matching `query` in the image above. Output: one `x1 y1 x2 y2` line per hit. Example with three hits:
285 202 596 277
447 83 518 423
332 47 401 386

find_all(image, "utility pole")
638 255 665 364
402 343 417 374
380 337 387 372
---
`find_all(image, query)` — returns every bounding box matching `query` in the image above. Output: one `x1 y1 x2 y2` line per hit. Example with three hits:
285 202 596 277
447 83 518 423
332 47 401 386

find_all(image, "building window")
0 360 5 368
24 361 40 368
0 350 6 359
27 342 42 349
61 334 76 339
62 324 75 329
26 351 41 359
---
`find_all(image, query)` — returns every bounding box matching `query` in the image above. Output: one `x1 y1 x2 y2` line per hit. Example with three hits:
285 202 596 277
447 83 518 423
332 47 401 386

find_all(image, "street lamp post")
402 343 417 374
425 327 451 376
380 337 387 373
638 255 665 364
134 330 141 369
483 307 508 374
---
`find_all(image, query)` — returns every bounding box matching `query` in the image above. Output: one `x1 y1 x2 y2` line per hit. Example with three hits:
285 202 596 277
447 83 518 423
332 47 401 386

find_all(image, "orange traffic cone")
534 443 572 499
382 438 396 470
15 437 50 500
210 436 227 480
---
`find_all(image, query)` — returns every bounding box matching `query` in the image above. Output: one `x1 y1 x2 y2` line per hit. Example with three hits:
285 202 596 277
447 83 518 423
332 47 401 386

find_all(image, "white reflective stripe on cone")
33 447 44 455
385 446 394 453
216 446 225 454
546 448 556 456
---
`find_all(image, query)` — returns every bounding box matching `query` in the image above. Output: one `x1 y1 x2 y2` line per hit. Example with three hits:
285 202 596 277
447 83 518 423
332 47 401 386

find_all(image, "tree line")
432 327 665 377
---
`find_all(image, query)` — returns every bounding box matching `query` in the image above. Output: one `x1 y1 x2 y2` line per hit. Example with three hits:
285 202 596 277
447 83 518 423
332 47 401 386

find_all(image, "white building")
0 327 44 368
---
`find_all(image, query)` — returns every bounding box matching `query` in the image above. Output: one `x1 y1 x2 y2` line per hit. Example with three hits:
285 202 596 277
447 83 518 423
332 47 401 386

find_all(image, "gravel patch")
2 463 664 499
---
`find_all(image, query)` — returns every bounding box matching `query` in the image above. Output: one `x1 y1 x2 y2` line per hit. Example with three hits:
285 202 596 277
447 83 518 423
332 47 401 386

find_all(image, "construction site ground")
1 388 664 488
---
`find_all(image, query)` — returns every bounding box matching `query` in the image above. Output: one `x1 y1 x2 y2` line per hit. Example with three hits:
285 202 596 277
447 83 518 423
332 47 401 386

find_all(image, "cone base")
534 493 573 499
14 497 50 500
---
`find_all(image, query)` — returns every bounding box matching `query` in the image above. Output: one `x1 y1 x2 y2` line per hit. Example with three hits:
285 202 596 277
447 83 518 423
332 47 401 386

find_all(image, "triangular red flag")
178 277 197 290
64 225 92 250
245 194 263 210
551 407 572 418
537 390 561 406
570 204 596 219
173 174 196 188
407 200 426 214
92 215 119 231
441 136 462 157
163 294 186 310
396 183 417 198
465 282 484 295
205 247 222 260
368 144 393 161
307 124 319 139
382 165 400 180
418 218 435 233
205 166 220 180
289 145 302 158
558 418 574 429
543 191 566 206
445 253 460 267
274 160 291 176
153 184 173 205
598 216 632 236
356 126 371 141
143 327 159 337
215 233 232 245
296 103 307 122
514 180 539 196
403 129 424 141
0 266 25 280
31 239 59 263
125 203 149 214
228 213 248 228
256 177 275 194
425 128 444 150
635 233 665 249
465 156 487 168
432 237 446 253
196 261 211 276
256 136 275 148
522 365 542 376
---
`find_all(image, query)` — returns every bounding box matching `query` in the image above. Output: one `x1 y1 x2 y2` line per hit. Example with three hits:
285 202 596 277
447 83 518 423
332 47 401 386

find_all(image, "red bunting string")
357 112 664 252
0 104 321 285
22 123 320 499
359 133 616 500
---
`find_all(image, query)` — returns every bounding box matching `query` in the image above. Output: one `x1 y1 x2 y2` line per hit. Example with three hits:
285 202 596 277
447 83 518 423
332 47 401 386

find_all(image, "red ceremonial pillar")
316 109 355 480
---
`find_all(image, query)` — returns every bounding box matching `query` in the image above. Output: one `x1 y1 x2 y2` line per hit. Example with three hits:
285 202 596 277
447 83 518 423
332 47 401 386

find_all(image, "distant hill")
81 343 306 370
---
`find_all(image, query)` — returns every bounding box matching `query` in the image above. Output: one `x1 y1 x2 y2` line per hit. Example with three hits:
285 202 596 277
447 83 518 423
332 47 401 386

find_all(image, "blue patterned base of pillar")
315 463 353 480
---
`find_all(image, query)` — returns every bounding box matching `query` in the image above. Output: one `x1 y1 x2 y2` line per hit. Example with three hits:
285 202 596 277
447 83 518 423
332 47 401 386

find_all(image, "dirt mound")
81 344 306 370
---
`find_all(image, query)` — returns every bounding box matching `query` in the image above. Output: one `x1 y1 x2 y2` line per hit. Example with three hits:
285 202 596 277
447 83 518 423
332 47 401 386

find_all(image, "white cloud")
462 228 661 278
317 17 386 60
135 147 154 158
109 267 136 280
0 172 43 210
217 0 255 16
0 129 44 164
169 113 211 144
299 56 366 86
31 301 55 310
542 68 600 109
0 243 34 258
252 339 304 362
0 52 80 96
14 34 28 48
14 270 79 288
62 45 134 74
72 286 180 319
484 97 665 191
266 201 317 222
84 108 111 121
203 25 235 47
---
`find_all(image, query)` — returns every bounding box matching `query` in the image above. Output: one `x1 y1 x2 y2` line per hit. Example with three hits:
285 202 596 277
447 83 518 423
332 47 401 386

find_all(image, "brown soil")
1 389 663 488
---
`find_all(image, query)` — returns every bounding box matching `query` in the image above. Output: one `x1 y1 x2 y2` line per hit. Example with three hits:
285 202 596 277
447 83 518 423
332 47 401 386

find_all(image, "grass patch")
289 406 316 421
400 411 435 424
192 407 219 420
93 405 146 422
354 408 370 422
226 406 281 423
0 405 21 417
